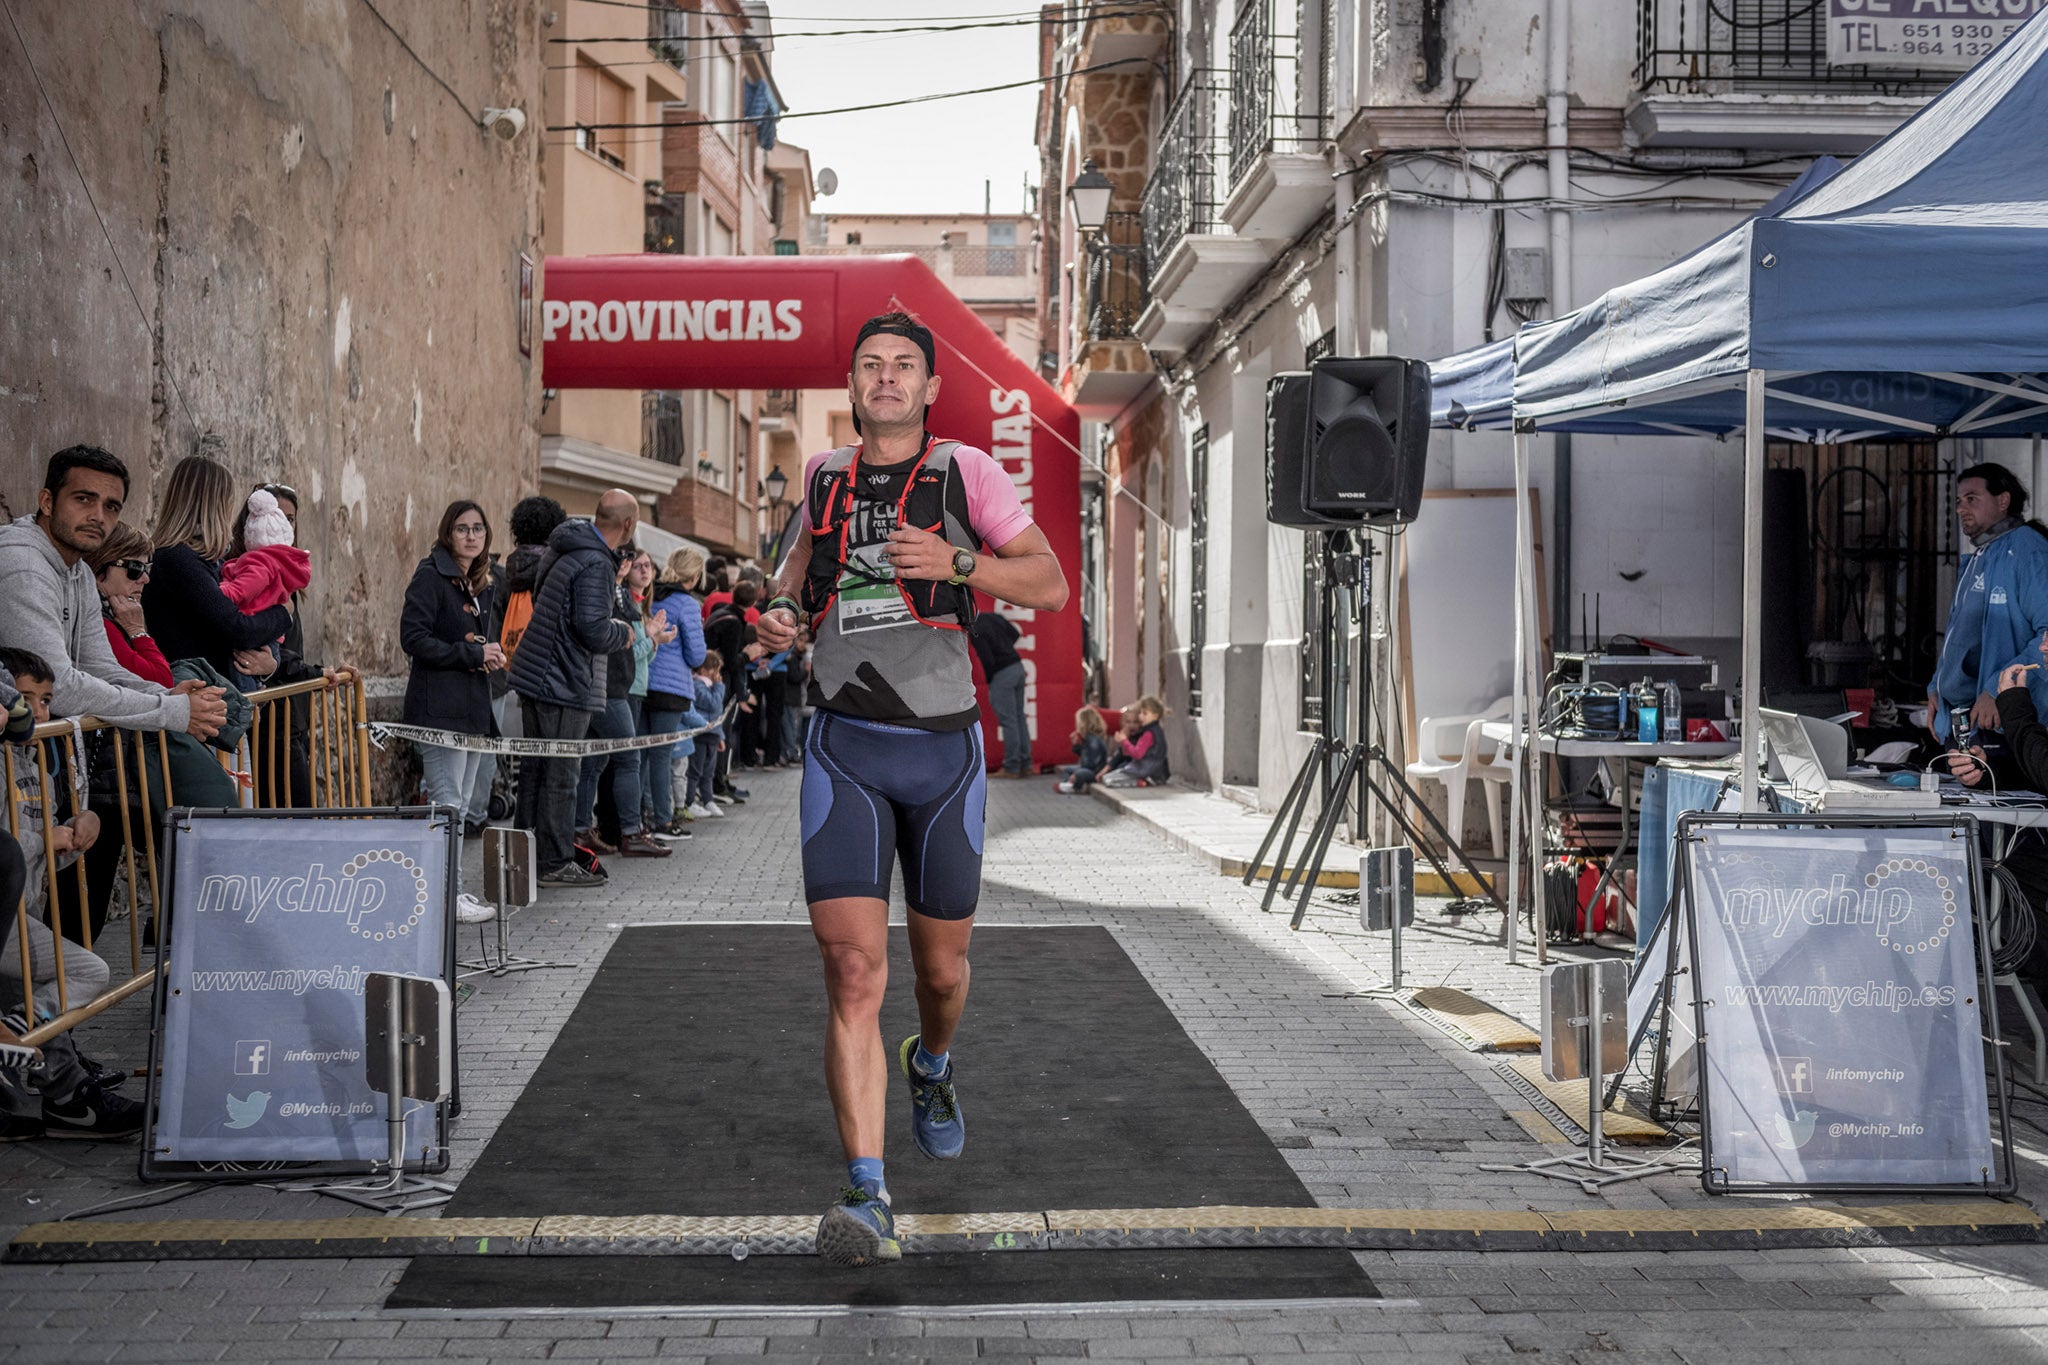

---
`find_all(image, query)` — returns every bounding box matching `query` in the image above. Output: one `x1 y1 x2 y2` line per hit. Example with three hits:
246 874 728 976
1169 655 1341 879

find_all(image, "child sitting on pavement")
0 647 143 1140
1054 706 1111 793
1099 695 1170 788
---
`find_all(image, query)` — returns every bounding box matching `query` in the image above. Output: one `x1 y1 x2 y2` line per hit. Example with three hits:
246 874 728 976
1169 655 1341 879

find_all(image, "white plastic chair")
1471 705 1519 855
1405 696 1511 849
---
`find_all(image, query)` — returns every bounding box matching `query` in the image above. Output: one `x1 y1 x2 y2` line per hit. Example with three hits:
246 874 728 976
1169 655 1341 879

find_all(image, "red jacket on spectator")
699 590 759 625
103 619 173 689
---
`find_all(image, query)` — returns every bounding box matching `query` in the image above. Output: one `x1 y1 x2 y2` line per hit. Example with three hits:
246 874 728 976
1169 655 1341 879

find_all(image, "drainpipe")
1546 0 1571 316
1546 0 1574 651
1332 0 1360 355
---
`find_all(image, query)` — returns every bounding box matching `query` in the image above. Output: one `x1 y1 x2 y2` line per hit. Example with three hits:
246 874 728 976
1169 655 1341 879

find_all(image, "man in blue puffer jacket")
509 490 637 887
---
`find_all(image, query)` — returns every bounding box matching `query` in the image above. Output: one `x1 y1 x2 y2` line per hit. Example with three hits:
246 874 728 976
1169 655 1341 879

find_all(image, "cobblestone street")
3 769 2047 1362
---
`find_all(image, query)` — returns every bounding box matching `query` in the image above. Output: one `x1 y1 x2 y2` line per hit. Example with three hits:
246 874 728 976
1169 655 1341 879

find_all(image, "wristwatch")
948 548 977 586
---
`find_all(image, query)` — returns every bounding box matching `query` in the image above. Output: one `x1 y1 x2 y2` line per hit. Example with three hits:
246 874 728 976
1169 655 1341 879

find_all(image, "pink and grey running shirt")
798 439 1032 730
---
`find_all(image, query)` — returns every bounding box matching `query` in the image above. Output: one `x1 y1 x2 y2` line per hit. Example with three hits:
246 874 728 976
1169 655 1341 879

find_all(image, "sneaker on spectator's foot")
78 1053 127 1090
815 1186 900 1267
651 818 693 841
538 862 606 888
455 894 497 924
0 1111 42 1142
575 828 619 855
898 1035 966 1160
618 832 672 858
731 786 750 800
1055 780 1077 794
696 801 725 818
42 1078 145 1140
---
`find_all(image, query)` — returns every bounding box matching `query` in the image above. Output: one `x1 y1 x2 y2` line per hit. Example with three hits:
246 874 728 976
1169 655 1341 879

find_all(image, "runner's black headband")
851 315 936 377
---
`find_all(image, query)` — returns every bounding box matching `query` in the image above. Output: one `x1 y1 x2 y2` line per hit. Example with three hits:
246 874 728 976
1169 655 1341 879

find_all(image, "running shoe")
815 1185 901 1267
898 1035 965 1160
697 801 725 818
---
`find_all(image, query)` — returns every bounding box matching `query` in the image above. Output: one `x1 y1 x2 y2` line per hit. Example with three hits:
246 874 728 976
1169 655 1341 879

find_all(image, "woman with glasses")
400 501 505 828
84 525 171 688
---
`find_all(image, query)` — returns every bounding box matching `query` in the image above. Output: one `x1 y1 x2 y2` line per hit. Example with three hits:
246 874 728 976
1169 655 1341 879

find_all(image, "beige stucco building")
0 1 548 682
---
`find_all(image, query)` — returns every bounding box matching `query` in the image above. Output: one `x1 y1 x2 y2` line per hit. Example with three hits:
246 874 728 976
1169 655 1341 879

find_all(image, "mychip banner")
1682 819 2004 1190
146 811 456 1172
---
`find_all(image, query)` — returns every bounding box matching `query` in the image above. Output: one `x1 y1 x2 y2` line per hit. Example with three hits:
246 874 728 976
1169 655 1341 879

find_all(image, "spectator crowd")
0 447 810 1144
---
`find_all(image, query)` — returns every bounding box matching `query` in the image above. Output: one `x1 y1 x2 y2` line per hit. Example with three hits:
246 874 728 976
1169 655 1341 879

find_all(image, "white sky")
765 2 1045 216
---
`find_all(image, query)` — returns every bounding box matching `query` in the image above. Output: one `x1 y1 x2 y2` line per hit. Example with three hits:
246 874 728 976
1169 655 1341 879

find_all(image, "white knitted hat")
243 489 295 551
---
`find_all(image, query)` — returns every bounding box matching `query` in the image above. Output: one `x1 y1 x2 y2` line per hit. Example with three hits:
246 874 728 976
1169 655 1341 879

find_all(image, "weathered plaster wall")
0 0 546 679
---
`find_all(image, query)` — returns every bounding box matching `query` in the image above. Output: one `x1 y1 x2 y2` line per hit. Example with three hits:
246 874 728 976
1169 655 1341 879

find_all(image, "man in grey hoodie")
0 447 227 740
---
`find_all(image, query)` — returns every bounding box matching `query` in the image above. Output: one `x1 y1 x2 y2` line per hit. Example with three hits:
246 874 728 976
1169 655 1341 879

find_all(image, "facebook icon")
234 1040 271 1076
1774 1055 1812 1095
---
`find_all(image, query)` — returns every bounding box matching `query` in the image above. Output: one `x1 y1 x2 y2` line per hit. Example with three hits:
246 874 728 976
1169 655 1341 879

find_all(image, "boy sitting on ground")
0 647 144 1140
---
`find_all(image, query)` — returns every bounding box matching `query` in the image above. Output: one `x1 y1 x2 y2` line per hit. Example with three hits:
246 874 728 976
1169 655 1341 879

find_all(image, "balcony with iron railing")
1139 71 1226 278
1085 212 1146 343
807 243 941 269
951 244 1030 278
1224 0 1328 232
1068 210 1156 416
643 392 687 467
1630 0 1956 151
1134 72 1271 359
647 0 689 71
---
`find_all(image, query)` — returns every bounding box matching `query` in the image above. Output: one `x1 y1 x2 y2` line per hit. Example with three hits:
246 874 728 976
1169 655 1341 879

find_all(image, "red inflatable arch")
540 254 1082 772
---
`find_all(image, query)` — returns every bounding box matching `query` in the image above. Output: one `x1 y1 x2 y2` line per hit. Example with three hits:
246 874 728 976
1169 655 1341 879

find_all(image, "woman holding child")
141 456 294 687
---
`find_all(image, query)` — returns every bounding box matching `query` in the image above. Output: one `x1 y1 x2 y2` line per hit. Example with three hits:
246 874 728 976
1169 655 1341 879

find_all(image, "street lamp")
1066 158 1113 236
759 466 793 561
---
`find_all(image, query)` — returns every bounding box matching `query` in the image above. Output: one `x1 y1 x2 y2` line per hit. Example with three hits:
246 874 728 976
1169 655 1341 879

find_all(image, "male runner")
755 312 1067 1267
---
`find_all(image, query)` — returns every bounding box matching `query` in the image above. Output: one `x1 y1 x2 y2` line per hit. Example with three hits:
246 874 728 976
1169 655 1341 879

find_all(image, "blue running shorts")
800 710 987 919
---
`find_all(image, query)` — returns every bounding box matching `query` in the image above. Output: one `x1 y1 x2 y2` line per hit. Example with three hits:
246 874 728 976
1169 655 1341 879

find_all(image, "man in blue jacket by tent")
1929 463 2048 743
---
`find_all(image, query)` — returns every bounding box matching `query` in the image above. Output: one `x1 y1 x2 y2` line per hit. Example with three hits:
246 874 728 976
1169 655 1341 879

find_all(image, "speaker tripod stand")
1243 531 1507 931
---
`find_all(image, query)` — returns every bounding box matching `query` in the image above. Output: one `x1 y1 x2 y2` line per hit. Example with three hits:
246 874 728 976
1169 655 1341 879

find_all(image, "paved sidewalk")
1 766 2045 1362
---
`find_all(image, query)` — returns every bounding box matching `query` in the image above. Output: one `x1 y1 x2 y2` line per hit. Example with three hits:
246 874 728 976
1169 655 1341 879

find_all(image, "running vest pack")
800 437 983 729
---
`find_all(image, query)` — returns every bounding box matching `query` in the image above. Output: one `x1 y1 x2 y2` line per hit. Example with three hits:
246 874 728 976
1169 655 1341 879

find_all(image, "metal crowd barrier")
2 674 371 1051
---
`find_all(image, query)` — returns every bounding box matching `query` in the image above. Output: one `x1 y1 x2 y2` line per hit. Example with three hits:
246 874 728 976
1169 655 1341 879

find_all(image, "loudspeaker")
1264 372 1325 529
1264 357 1431 529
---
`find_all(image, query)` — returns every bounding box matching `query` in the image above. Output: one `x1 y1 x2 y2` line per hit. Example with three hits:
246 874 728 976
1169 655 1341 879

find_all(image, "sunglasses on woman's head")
117 559 151 580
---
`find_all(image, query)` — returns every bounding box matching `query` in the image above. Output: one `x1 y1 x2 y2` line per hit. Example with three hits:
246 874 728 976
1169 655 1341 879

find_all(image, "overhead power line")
551 57 1146 133
573 1 1153 18
358 0 475 118
553 11 1158 43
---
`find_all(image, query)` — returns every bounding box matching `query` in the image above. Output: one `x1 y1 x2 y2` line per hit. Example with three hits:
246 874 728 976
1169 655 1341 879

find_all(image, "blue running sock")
912 1041 949 1078
847 1157 888 1203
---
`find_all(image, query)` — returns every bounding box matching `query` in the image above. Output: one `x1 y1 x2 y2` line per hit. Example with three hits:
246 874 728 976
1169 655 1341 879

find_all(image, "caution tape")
368 714 727 758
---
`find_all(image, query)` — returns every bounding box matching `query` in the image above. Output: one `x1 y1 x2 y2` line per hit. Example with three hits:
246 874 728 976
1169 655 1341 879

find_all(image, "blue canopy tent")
1421 10 2048 952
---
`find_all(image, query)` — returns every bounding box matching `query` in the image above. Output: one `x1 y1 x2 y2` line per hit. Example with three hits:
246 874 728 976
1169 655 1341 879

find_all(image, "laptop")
1759 708 1938 811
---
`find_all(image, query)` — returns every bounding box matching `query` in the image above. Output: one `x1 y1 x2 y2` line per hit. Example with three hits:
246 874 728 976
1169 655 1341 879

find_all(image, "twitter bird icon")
225 1092 271 1130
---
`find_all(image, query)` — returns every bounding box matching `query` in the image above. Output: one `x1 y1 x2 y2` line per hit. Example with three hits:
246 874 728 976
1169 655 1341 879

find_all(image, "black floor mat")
387 924 1376 1308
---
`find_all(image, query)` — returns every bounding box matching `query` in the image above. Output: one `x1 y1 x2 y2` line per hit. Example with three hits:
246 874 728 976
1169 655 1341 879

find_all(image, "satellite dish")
816 167 838 197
